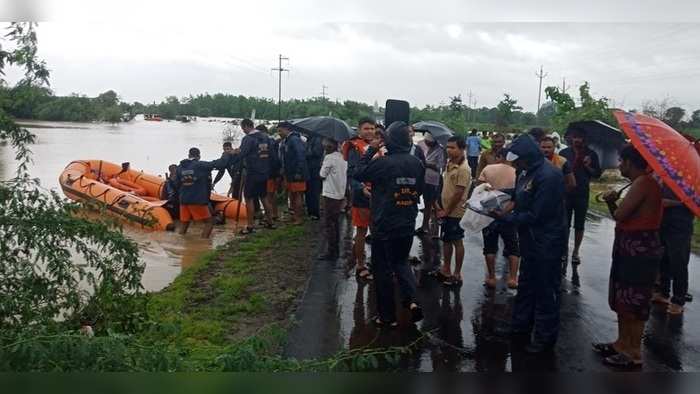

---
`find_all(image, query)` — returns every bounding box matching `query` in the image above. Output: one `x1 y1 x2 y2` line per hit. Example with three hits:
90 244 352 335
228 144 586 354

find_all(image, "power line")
271 54 289 123
535 65 548 112
466 89 475 122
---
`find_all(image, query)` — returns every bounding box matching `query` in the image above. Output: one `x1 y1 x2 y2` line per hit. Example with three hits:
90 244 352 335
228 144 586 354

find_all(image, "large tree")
663 106 686 128
691 109 700 128
495 93 522 130
545 82 614 132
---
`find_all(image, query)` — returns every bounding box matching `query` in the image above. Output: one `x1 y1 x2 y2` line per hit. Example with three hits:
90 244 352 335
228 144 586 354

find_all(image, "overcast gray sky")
3 0 700 113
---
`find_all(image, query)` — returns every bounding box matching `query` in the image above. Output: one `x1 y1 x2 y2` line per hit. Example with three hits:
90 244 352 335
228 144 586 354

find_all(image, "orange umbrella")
613 110 700 217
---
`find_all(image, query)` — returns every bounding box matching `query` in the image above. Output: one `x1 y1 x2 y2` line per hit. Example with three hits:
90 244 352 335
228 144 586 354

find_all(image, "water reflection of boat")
59 160 246 230
144 114 163 121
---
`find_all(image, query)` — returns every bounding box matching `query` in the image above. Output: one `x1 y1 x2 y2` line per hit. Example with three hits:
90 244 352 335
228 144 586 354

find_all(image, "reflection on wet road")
287 210 700 372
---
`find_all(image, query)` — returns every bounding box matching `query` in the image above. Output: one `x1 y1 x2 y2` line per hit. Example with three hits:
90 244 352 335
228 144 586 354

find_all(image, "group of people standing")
163 115 694 371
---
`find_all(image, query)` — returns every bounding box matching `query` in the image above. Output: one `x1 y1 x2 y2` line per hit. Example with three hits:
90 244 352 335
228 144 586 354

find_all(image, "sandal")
263 221 277 229
434 270 452 282
374 317 398 328
414 228 427 236
571 255 581 265
603 353 642 370
239 226 256 235
592 342 619 357
451 276 463 287
356 267 373 281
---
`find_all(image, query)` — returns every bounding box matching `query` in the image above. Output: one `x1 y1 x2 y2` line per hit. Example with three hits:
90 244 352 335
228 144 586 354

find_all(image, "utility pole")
320 85 328 101
535 65 548 112
466 89 474 122
271 54 289 122
562 77 569 94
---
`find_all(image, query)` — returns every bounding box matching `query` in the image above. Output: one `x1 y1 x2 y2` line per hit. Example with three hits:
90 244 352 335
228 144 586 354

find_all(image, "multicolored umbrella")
613 110 700 217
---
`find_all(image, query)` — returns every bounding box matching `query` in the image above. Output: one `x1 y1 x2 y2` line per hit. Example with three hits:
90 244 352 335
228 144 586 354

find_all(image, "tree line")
3 80 699 136
0 83 543 131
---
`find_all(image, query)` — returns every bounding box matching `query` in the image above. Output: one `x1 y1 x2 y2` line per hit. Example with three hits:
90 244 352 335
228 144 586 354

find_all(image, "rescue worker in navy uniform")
304 131 324 220
177 147 232 238
354 121 426 327
492 135 566 353
161 164 180 226
230 118 275 234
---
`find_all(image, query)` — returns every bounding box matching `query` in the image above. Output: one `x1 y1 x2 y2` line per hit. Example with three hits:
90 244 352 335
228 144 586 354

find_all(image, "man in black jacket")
304 131 324 220
354 121 426 327
278 121 309 225
229 118 275 234
493 135 567 353
176 147 231 238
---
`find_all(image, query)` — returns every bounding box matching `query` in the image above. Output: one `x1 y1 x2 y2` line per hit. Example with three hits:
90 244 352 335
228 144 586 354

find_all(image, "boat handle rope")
77 176 111 201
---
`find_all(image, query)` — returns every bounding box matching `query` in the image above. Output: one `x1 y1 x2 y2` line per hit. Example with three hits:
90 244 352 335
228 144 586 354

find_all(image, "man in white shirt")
319 138 348 260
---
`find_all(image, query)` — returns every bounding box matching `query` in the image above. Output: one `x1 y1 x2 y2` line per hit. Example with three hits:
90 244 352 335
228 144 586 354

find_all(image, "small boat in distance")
144 114 163 121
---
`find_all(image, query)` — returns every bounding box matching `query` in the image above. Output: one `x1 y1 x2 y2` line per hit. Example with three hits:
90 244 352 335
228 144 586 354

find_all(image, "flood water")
0 117 251 291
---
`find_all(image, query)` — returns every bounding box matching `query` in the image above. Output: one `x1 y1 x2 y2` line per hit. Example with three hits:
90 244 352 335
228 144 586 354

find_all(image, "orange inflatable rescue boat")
59 160 247 230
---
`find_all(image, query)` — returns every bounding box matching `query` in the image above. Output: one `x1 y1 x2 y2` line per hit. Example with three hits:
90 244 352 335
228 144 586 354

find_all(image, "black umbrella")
566 120 626 149
290 116 353 142
566 120 628 170
412 120 455 146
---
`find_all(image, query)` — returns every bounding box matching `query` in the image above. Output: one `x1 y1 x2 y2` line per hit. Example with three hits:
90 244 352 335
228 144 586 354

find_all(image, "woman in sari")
593 144 663 370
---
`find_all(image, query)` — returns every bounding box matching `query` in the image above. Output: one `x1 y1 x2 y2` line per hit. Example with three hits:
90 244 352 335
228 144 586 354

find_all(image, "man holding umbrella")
304 131 324 221
559 126 602 266
277 121 309 225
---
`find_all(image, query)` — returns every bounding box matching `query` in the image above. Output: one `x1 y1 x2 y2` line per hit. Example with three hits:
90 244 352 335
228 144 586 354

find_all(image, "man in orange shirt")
343 118 376 280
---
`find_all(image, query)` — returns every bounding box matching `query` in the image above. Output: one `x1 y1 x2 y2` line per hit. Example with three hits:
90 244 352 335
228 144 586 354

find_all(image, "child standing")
319 138 348 260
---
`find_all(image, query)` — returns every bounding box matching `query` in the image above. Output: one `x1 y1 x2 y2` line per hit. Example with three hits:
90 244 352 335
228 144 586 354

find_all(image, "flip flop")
433 270 452 282
409 304 424 323
603 353 642 370
592 342 619 357
374 317 398 328
356 267 373 281
239 227 256 235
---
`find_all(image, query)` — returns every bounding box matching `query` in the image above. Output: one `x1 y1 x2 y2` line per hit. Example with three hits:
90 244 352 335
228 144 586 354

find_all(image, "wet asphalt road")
285 210 700 372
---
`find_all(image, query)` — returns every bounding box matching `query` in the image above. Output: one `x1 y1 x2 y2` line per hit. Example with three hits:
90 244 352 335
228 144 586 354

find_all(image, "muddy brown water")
0 117 253 291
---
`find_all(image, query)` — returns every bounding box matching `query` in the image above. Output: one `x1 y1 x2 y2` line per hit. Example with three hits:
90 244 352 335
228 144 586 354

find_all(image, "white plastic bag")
459 183 510 234
459 208 494 234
